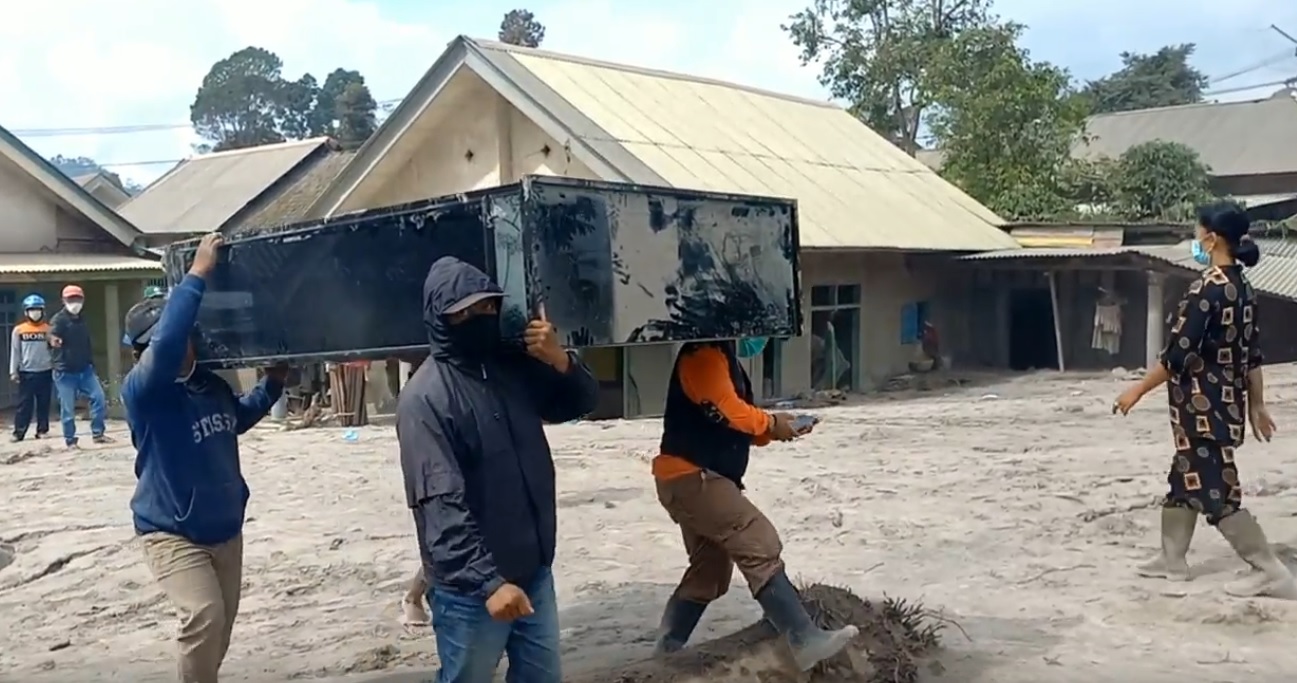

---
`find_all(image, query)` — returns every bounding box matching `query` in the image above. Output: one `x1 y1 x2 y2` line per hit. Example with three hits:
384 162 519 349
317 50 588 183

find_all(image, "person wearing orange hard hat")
49 283 110 449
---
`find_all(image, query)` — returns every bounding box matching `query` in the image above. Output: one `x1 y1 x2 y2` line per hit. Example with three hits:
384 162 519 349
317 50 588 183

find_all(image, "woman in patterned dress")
1113 201 1295 600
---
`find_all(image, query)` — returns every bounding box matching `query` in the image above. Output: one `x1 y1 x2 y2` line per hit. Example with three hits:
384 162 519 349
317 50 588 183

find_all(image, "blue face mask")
736 337 768 359
1191 239 1211 266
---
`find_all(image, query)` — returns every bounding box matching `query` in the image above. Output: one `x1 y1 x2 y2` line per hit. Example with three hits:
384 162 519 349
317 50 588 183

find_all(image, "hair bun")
1234 238 1261 268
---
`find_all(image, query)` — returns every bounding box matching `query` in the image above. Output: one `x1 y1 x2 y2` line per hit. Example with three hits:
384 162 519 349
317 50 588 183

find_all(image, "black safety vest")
658 342 756 489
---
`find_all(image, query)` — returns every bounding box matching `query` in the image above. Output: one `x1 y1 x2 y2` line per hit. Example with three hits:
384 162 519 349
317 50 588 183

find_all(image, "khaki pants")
141 533 243 683
656 470 784 603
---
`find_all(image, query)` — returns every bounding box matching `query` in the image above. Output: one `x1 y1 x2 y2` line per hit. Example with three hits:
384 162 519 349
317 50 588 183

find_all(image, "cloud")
3 0 1295 186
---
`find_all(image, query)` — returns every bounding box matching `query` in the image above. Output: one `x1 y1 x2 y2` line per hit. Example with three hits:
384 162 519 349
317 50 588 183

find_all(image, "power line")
1205 77 1296 97
1210 50 1295 85
96 158 187 168
11 98 405 138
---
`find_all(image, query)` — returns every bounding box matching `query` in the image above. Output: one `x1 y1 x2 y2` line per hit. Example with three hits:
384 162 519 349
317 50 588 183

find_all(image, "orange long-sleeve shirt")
652 345 772 481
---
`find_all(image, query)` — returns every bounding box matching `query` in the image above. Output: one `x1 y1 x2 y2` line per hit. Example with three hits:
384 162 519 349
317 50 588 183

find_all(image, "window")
900 300 930 345
809 284 861 391
811 284 860 308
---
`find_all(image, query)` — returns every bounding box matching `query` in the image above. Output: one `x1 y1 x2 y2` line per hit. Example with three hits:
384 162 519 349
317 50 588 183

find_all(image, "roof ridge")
194 137 334 161
464 35 840 110
1089 94 1295 120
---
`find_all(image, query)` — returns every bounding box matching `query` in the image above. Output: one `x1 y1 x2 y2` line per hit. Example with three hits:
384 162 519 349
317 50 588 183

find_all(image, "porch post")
1047 271 1066 371
104 282 122 398
1146 271 1165 369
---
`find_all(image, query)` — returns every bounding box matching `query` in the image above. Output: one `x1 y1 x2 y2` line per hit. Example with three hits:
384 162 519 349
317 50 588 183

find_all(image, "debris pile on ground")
569 583 942 683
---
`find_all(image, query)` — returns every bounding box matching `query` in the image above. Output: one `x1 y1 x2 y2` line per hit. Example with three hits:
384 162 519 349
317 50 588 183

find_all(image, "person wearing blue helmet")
10 294 53 441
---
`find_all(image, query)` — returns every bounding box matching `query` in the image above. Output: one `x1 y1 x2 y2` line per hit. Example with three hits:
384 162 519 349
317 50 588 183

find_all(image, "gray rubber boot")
1136 506 1197 581
1217 510 1297 600
654 594 709 655
754 570 858 672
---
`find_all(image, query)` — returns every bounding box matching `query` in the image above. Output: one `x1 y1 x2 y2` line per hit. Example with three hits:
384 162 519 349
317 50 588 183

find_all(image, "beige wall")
768 251 938 398
345 69 598 212
0 156 107 252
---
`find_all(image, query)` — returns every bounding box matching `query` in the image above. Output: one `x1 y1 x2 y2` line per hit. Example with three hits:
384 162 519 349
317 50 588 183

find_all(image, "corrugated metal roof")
0 253 161 274
120 138 335 235
1077 92 1297 177
228 150 356 234
959 238 1297 302
473 40 1013 251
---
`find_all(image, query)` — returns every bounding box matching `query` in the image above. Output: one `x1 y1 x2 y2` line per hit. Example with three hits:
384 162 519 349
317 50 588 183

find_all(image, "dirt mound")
568 583 942 683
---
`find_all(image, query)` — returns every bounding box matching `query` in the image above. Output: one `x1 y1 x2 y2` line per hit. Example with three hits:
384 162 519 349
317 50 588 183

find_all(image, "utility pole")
1271 24 1297 50
1274 25 1297 92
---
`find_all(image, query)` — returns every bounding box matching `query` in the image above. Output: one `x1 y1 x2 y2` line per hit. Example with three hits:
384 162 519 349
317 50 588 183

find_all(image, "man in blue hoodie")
398 256 598 683
121 233 285 683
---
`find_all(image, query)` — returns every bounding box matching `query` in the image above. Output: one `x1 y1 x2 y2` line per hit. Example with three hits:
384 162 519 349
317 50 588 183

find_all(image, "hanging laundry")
1091 299 1123 355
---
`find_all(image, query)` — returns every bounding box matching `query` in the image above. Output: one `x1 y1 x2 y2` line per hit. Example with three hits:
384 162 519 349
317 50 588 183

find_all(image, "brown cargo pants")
655 469 784 603
141 533 243 683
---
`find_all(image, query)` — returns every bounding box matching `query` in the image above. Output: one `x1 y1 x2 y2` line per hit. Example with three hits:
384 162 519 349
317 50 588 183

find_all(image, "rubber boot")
1217 510 1297 600
654 595 709 655
1136 506 1197 581
755 570 858 672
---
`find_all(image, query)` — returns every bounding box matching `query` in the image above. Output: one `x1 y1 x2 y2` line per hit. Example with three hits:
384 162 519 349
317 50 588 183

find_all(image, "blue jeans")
53 367 106 445
429 567 561 683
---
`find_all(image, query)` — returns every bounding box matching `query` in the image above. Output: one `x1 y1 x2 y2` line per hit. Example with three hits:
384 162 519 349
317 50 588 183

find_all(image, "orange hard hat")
61 284 84 299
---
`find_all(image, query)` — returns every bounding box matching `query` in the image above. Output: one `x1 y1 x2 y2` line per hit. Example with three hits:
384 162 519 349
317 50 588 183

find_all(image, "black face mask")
446 313 502 357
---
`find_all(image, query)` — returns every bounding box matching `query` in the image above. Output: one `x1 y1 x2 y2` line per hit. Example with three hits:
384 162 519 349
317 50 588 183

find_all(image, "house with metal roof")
1077 90 1297 221
931 222 1297 373
0 124 161 405
118 137 355 247
295 35 1015 417
72 169 131 209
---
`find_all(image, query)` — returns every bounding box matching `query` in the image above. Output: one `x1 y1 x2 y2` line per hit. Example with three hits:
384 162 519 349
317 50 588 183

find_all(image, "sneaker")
65 440 80 450
92 434 113 444
34 432 46 440
10 434 23 443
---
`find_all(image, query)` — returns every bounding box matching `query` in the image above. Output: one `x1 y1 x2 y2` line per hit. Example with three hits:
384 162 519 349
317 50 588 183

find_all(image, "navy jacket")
123 275 283 545
397 257 598 598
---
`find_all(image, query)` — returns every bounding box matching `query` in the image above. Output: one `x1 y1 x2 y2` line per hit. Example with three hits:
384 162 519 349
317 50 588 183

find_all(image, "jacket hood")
423 256 503 357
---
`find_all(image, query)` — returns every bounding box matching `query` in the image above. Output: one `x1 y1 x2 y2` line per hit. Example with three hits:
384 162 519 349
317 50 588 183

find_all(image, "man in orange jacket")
652 337 857 672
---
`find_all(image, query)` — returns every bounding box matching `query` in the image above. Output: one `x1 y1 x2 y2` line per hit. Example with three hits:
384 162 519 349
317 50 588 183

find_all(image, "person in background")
124 287 168 347
49 284 109 448
10 294 53 442
397 353 432 627
651 337 859 671
398 256 597 683
1115 201 1295 600
123 233 286 683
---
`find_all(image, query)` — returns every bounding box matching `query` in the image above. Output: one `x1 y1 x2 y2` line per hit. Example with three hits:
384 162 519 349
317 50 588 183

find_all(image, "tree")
1081 44 1208 114
925 23 1090 219
499 9 546 48
190 47 379 151
785 0 997 154
191 47 291 151
1108 141 1214 220
309 69 377 147
334 82 379 149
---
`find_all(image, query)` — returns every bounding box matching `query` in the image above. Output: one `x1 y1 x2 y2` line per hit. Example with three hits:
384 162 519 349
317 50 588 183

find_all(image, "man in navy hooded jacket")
398 256 598 683
121 233 285 683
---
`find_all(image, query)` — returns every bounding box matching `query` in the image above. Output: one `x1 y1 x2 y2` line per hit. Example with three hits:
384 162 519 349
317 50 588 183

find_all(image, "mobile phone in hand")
791 414 820 433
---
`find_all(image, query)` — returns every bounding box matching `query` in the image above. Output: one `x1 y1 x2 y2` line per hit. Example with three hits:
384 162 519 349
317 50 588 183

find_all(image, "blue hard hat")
22 294 44 310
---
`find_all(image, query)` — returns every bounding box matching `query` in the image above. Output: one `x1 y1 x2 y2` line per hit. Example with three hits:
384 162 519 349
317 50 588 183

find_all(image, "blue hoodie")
123 274 283 546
